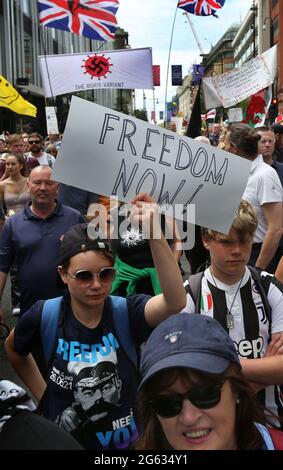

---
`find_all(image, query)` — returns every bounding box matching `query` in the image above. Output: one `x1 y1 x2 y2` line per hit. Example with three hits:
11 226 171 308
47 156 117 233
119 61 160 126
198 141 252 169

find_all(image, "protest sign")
211 56 272 108
171 116 183 134
39 48 153 97
228 108 243 123
203 45 277 110
52 97 251 233
45 106 59 134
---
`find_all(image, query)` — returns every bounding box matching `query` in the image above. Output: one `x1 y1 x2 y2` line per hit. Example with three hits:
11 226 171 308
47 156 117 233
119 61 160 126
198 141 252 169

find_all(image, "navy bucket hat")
139 312 240 389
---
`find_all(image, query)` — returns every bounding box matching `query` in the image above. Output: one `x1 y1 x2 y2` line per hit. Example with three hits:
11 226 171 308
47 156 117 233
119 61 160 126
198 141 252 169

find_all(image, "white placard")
171 116 183 134
39 48 153 98
45 106 59 134
203 45 277 110
52 97 252 234
228 108 243 123
211 56 272 108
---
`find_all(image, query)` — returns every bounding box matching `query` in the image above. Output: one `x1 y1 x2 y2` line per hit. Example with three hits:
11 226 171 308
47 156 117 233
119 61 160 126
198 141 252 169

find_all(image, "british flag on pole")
177 0 225 16
38 0 119 41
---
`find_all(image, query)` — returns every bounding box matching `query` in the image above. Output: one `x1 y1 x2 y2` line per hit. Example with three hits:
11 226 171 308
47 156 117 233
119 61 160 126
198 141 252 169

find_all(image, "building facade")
0 0 125 134
270 0 283 114
232 0 283 115
202 25 238 77
232 2 258 69
177 74 192 122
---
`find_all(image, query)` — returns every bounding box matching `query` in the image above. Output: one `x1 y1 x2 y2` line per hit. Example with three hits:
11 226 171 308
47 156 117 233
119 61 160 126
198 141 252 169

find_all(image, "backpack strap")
109 295 138 370
248 266 272 336
46 153 53 167
184 272 204 310
40 297 63 366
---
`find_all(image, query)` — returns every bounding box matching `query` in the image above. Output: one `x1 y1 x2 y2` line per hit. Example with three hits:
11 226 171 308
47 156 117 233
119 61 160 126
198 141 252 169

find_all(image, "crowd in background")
0 120 283 451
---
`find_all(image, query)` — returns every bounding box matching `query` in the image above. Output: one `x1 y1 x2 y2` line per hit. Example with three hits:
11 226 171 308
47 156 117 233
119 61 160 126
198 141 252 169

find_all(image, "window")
21 0 30 16
271 17 279 44
222 51 233 58
24 33 32 80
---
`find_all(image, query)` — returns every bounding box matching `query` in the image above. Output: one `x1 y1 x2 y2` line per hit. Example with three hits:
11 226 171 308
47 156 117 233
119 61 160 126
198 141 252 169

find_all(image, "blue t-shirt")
13 293 151 450
58 184 98 216
0 201 85 311
272 161 283 186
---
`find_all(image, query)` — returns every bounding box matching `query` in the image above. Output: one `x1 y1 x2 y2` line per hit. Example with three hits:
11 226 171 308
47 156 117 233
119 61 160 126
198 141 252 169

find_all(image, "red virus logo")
81 54 112 80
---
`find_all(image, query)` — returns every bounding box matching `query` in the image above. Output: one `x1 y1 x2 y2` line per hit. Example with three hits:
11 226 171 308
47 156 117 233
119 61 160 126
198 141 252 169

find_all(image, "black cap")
58 223 111 264
77 362 117 385
139 313 240 390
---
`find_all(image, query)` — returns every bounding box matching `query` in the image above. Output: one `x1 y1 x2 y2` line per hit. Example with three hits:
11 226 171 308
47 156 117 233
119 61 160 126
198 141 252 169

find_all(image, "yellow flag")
0 75 37 117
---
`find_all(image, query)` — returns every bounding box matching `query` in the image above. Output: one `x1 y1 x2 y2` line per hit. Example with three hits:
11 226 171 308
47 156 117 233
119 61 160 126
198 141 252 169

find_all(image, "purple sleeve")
78 213 86 223
88 192 99 204
0 219 13 272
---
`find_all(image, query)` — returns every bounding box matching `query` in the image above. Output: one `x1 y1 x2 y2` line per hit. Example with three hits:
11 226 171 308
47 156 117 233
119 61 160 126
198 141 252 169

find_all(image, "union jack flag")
38 0 119 42
177 0 225 16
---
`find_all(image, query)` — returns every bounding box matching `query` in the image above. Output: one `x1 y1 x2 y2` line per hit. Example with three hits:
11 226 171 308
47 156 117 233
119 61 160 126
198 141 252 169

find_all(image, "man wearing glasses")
25 133 55 170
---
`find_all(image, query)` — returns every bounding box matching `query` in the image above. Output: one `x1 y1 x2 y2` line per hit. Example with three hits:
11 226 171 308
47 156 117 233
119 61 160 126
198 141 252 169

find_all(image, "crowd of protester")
0 121 283 451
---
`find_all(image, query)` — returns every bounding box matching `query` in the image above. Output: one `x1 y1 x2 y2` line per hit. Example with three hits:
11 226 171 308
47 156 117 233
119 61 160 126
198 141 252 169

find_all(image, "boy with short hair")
184 200 283 426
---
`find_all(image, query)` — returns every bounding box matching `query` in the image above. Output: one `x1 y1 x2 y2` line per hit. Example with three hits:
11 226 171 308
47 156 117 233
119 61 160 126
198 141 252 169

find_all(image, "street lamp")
261 16 272 53
145 91 159 124
143 90 146 111
250 0 257 58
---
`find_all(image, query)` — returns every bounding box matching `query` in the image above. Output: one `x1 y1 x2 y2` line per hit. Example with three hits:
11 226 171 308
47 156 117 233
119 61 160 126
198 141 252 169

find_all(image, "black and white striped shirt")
184 267 283 424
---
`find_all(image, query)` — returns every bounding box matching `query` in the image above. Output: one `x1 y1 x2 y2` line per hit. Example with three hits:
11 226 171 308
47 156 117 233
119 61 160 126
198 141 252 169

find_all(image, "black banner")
171 65 183 86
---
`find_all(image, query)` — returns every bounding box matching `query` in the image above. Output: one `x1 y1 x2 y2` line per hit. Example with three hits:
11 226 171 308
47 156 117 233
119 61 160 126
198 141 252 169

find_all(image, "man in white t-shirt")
26 133 55 168
225 124 282 273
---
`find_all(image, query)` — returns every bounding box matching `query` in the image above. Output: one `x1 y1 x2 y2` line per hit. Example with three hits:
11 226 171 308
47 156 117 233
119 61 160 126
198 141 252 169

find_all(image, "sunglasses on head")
66 267 116 285
29 140 41 144
148 383 224 417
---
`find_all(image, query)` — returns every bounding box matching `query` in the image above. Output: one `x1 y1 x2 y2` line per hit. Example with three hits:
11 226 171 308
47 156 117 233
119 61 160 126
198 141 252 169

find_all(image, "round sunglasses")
67 267 116 285
148 383 224 417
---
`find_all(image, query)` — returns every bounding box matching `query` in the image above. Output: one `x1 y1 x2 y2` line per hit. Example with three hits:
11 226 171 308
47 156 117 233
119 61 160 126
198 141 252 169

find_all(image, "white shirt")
242 156 283 243
26 151 55 168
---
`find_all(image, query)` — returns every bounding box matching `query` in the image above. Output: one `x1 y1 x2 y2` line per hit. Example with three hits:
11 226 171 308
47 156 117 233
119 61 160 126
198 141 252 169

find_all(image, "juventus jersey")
184 267 283 424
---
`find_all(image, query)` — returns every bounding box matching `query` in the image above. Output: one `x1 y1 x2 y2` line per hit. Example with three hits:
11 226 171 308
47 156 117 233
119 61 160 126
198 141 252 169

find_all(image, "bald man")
0 166 84 322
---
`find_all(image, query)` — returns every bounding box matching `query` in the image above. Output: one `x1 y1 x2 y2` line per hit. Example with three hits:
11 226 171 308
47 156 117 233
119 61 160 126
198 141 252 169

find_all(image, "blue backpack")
40 296 138 370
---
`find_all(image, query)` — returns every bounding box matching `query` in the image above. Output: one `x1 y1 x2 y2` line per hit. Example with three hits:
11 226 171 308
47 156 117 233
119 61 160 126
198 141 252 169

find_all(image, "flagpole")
164 6 178 129
40 27 57 110
153 87 157 124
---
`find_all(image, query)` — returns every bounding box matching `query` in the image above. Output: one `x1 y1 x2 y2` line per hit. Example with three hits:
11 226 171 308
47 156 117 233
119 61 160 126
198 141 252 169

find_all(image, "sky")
116 0 252 121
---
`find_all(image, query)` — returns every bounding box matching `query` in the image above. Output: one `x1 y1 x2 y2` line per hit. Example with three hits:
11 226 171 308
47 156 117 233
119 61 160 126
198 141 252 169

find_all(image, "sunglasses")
66 267 116 285
148 383 223 417
28 140 41 144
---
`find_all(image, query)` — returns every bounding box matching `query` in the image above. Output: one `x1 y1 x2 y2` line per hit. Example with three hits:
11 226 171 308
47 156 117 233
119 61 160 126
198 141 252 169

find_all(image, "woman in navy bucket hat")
135 313 283 450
